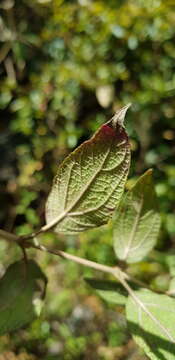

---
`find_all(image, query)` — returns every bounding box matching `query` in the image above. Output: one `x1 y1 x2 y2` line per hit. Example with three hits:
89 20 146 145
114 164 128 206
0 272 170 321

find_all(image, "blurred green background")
0 0 175 359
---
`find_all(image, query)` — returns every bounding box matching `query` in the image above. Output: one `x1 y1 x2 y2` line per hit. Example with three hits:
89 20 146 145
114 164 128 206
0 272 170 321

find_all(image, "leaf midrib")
129 212 160 254
69 158 128 217
130 292 175 343
123 195 144 260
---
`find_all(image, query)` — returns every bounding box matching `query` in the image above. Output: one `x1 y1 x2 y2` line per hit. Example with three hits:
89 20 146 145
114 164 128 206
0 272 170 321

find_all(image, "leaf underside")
0 260 47 335
113 170 161 263
46 105 131 234
126 289 175 360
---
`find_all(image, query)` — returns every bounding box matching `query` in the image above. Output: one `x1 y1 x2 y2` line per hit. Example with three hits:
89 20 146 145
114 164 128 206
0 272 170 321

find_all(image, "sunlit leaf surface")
113 170 161 263
126 289 175 360
86 278 127 305
46 105 131 234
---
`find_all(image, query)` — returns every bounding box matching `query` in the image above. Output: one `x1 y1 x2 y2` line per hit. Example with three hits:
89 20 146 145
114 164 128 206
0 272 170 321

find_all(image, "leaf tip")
145 168 153 175
142 168 154 183
110 103 131 128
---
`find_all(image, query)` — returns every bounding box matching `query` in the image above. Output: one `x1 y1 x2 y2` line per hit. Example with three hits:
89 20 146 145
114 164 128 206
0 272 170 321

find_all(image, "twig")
0 229 19 243
32 242 158 293
0 228 159 292
20 245 28 264
31 241 175 342
4 56 16 83
1 227 174 341
32 242 127 280
0 43 11 64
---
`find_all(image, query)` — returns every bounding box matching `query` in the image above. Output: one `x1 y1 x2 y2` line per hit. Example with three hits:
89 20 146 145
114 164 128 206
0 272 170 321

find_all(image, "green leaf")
113 170 161 263
126 289 175 360
85 278 127 305
0 260 47 335
45 105 131 234
168 277 175 296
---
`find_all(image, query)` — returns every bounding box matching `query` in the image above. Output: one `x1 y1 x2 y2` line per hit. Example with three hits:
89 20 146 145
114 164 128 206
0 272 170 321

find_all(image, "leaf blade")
85 278 127 305
113 170 161 263
0 260 47 335
45 105 131 234
126 289 175 360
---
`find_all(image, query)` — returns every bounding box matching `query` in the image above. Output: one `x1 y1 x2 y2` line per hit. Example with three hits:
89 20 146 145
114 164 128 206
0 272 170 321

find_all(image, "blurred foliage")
0 0 175 358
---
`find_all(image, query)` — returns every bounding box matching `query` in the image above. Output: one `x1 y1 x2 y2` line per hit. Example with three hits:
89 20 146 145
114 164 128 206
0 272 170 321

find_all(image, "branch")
0 43 11 64
31 241 175 342
0 229 19 243
1 227 173 342
32 242 127 280
31 242 154 291
0 228 158 291
1 226 173 341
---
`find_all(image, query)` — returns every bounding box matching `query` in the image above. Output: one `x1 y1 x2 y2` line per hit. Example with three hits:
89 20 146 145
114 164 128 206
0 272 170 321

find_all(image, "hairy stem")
0 228 158 291
1 226 173 341
31 242 155 291
32 242 175 342
1 226 174 343
32 242 127 280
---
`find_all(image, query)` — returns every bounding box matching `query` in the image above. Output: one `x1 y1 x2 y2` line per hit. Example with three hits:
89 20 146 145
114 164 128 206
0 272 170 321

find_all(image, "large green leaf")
45 105 131 234
113 170 161 263
126 289 175 360
85 278 127 305
0 260 47 335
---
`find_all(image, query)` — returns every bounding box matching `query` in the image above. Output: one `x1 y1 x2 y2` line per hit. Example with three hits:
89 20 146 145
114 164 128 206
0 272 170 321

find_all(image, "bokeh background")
0 0 175 359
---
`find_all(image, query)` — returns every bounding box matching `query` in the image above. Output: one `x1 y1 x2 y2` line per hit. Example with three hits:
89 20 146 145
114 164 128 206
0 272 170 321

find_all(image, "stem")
1 228 174 341
20 244 28 264
0 228 159 292
32 242 175 342
0 229 19 243
31 243 156 291
32 243 127 280
0 43 11 64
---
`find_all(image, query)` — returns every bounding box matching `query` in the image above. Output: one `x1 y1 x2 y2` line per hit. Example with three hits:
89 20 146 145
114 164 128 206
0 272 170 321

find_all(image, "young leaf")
113 170 161 263
45 105 131 234
0 260 47 335
85 278 127 305
126 289 175 360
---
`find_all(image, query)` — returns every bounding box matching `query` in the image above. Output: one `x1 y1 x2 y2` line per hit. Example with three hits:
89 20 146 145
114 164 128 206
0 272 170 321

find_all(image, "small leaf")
85 278 127 305
46 105 131 234
113 170 161 263
126 289 175 360
0 260 47 335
